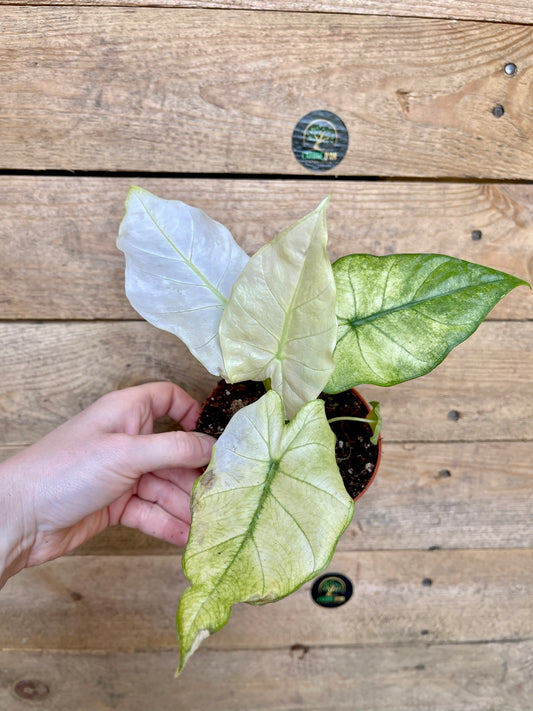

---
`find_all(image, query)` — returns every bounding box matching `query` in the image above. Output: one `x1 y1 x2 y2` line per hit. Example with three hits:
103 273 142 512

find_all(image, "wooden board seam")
2 637 530 655
3 10 533 177
3 172 533 184
5 4 533 27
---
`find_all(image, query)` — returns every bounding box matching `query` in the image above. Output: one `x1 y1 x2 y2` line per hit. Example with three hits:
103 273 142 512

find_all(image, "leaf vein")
379 257 397 312
261 261 288 315
293 285 330 312
354 328 383 379
284 356 332 374
368 322 434 364
135 193 227 306
236 300 281 343
351 279 507 328
280 469 348 505
270 492 316 567
250 535 266 596
195 481 264 503
286 325 335 344
185 533 246 562
242 413 271 451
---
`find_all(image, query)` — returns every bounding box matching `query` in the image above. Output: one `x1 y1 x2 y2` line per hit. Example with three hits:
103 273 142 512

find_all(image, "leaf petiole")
327 401 382 445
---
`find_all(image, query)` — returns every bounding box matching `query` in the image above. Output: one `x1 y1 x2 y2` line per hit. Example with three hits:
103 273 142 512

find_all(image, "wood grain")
2 0 533 26
1 177 531 320
0 321 530 445
2 10 533 177
1 643 531 711
348 441 533 551
2 550 531 652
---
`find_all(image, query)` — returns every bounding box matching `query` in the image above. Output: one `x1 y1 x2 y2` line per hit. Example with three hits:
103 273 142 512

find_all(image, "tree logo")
292 110 349 172
311 573 353 607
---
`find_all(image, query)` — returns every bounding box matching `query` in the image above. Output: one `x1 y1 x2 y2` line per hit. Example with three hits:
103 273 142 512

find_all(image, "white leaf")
117 187 249 377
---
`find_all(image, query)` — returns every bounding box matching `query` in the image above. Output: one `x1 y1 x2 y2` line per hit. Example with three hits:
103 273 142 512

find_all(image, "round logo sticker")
292 110 349 172
311 573 353 608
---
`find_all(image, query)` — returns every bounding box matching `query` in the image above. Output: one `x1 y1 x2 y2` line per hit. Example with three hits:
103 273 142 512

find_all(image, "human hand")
0 382 215 587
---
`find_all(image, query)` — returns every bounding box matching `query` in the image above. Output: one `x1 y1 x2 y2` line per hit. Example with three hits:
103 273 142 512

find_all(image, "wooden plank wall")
3 9 533 178
0 3 532 710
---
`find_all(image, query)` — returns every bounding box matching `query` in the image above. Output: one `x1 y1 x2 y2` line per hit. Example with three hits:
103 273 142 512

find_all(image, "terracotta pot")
196 381 381 502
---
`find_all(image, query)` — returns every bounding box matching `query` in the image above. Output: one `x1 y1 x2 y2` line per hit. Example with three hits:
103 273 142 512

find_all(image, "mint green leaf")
176 390 354 674
117 187 249 377
326 254 529 392
219 198 337 420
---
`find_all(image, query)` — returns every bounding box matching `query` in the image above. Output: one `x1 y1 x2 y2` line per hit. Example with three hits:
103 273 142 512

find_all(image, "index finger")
90 381 203 434
131 381 202 430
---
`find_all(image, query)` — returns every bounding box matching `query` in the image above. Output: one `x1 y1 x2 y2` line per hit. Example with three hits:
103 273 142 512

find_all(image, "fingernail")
194 433 216 458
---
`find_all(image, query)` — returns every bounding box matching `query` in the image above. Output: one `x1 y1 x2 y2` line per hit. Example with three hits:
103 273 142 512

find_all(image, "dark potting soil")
196 380 379 500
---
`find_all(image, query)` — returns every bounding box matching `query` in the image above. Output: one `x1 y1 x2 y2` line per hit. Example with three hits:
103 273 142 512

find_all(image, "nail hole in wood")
290 643 310 660
14 680 50 701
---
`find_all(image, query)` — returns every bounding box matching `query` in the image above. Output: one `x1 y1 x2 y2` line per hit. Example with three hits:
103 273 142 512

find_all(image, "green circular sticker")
311 573 353 607
292 110 349 172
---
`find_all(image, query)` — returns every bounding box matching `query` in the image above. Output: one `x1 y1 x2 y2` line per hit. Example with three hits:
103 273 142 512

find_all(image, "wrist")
0 538 27 589
0 458 33 589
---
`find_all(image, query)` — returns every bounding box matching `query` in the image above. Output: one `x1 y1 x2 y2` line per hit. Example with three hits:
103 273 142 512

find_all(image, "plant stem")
327 416 373 425
328 401 382 446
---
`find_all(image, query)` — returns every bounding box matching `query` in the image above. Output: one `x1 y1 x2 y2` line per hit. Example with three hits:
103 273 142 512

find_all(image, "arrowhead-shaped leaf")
219 198 337 420
117 187 249 377
326 254 529 392
176 390 354 674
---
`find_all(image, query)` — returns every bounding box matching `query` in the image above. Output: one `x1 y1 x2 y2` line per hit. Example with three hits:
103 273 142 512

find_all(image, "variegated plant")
117 187 528 675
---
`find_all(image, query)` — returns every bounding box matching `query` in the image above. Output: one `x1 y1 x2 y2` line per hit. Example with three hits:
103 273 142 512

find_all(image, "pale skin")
0 382 216 589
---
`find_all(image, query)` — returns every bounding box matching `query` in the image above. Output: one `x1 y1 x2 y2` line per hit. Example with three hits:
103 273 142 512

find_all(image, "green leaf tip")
176 389 354 674
325 253 529 393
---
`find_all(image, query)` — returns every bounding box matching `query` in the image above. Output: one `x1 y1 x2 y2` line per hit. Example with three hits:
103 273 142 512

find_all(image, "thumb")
125 430 215 474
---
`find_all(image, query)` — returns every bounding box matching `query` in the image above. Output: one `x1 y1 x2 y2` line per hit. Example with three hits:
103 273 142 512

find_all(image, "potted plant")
117 187 528 674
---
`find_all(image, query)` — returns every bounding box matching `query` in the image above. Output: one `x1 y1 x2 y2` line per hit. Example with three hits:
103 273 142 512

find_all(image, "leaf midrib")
274 255 307 362
341 278 507 329
185 457 281 629
137 192 227 307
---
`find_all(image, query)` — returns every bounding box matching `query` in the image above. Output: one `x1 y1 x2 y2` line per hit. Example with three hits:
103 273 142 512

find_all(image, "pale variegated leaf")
219 198 337 419
117 186 249 377
176 390 354 674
